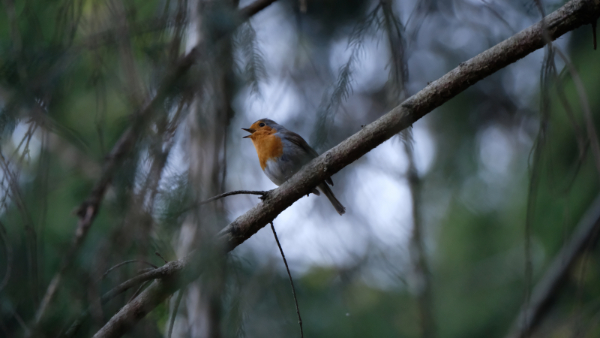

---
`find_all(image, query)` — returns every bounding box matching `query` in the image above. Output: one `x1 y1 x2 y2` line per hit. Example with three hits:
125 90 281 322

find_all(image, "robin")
242 119 346 215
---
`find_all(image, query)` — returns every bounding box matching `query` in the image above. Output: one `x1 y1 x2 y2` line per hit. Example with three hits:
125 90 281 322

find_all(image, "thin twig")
524 4 551 335
155 252 169 264
167 289 185 338
381 1 433 334
127 281 150 303
0 221 13 292
63 260 186 337
405 143 434 338
170 190 268 218
507 193 600 338
198 190 267 206
552 47 600 177
270 222 303 338
0 152 39 304
101 260 159 280
99 261 185 304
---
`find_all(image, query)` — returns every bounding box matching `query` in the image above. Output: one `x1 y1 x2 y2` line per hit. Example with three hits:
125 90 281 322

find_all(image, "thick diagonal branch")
93 1 600 337
219 0 600 250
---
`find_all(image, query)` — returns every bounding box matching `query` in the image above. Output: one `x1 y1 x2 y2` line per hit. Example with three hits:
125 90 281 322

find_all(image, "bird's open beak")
242 128 255 138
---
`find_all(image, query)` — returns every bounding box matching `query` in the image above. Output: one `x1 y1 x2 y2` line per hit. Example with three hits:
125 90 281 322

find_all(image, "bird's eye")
259 122 265 127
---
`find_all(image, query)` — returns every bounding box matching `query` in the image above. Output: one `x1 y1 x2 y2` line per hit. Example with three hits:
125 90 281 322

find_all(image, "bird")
242 119 346 215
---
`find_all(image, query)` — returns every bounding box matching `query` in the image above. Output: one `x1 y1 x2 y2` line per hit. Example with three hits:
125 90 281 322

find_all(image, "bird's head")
242 119 279 139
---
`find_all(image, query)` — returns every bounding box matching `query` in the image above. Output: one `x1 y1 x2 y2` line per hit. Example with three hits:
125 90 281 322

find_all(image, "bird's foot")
259 190 272 201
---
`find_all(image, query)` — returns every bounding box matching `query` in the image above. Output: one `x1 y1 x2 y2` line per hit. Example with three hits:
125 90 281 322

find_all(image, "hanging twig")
507 194 600 338
405 144 435 338
0 221 13 292
167 289 185 338
270 222 303 338
380 1 432 335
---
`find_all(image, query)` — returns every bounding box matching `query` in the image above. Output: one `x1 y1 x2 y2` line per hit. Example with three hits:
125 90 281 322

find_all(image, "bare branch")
92 1 600 337
270 222 303 338
507 193 600 338
63 260 186 338
33 52 196 329
32 0 281 329
167 289 185 338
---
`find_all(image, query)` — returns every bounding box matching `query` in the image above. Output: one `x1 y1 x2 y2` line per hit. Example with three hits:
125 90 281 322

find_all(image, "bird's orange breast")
250 132 284 170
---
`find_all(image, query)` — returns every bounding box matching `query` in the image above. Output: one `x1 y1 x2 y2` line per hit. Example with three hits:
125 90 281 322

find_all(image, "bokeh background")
1 0 599 337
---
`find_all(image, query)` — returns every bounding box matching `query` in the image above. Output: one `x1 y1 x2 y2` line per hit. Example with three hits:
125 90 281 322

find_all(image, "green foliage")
234 23 267 96
1 0 599 337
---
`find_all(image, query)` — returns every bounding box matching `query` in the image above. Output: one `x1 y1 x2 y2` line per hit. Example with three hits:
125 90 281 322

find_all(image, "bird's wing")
283 130 334 186
284 131 318 157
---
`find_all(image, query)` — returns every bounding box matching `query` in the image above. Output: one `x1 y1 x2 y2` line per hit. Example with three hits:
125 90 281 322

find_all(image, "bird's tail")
318 183 346 215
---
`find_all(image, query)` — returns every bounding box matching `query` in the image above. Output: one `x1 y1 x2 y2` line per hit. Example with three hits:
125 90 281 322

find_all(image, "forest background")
1 0 600 337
